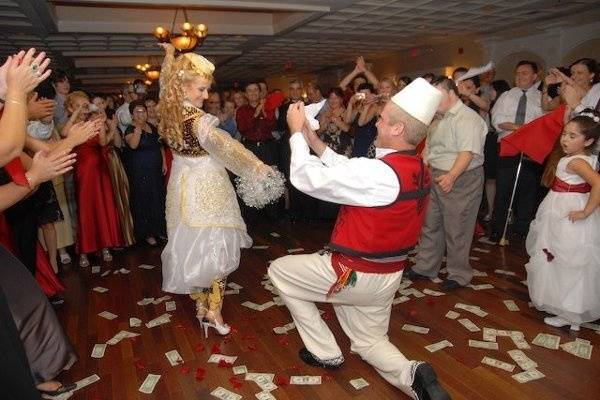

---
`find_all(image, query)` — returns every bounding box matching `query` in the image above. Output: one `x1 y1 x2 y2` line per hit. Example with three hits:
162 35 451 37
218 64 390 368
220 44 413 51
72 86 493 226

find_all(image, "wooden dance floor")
56 220 599 400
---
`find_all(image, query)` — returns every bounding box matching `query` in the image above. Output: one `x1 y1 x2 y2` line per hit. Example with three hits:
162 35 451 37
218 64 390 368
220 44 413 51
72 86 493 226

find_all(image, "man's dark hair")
128 99 147 115
244 82 260 91
356 82 375 93
516 60 538 73
50 69 69 84
432 76 459 96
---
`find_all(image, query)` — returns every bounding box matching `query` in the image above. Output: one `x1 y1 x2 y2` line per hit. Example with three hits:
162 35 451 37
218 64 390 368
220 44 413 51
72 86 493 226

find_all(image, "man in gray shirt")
407 77 487 289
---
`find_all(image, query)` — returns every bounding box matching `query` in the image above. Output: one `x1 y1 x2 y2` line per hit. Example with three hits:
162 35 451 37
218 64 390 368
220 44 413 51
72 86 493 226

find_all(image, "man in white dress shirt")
490 60 545 242
268 79 450 400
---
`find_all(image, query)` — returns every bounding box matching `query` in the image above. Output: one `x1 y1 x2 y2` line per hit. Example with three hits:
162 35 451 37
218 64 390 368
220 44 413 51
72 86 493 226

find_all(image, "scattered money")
269 232 281 237
152 295 172 305
430 277 443 283
503 300 520 312
458 318 481 332
472 247 491 253
91 265 101 274
91 344 107 359
445 310 460 320
496 330 512 337
398 280 412 291
512 369 545 383
510 332 531 350
495 269 517 277
165 350 183 366
392 296 410 305
560 339 593 360
425 340 453 353
242 301 275 311
145 313 172 328
481 356 515 372
532 333 561 350
423 288 445 296
227 282 243 290
287 248 304 254
468 283 494 290
455 303 488 317
139 374 161 394
469 256 481 261
469 340 499 350
472 269 488 277
483 328 497 342
256 392 276 400
52 374 101 399
165 301 176 312
106 330 139 345
402 324 430 334
252 245 269 250
138 264 156 270
208 354 238 364
245 373 275 382
273 322 295 335
118 268 130 274
290 375 322 385
508 349 538 371
211 387 242 400
349 377 370 390
137 297 155 306
98 311 117 320
224 289 240 296
129 317 142 328
256 379 277 392
100 270 111 277
93 287 109 293
232 365 247 375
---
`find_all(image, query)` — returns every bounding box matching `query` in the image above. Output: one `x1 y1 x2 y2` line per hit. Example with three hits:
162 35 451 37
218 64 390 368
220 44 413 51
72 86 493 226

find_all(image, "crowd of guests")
1 45 599 398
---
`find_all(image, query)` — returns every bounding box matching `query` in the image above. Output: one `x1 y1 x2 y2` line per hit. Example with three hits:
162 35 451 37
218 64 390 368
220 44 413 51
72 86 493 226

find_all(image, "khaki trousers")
269 252 421 399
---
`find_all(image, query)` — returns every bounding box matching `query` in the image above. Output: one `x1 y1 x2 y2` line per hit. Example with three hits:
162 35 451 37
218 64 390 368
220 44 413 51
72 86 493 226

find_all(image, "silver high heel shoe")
201 310 231 338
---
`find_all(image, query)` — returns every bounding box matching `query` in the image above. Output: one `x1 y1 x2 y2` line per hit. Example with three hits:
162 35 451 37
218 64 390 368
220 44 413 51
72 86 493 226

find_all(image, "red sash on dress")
551 176 591 193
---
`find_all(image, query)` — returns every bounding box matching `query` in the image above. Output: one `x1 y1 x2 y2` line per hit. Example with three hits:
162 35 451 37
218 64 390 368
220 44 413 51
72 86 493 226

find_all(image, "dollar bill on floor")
512 369 545 383
232 365 247 375
472 247 491 253
469 340 499 350
445 310 460 320
454 303 488 317
137 297 154 306
118 268 130 274
208 354 238 364
45 374 101 399
481 356 515 372
560 338 593 360
478 236 496 245
256 378 277 392
152 295 172 305
398 280 412 291
245 373 275 382
91 265 101 274
458 318 481 332
581 322 600 331
425 340 453 353
139 374 161 394
287 248 304 254
483 328 497 342
349 378 369 390
93 287 108 293
106 330 139 345
423 288 445 296
468 283 494 290
507 349 538 370
270 232 281 237
138 264 156 270
91 344 106 359
503 300 520 312
472 269 488 277
252 245 269 249
494 269 517 277
227 282 243 290
211 387 242 400
290 376 322 385
145 313 172 329
510 331 530 350
392 296 410 305
165 350 184 366
430 277 443 284
273 326 288 335
100 270 111 277
165 301 176 312
402 324 430 334
532 333 561 350
224 289 239 296
242 301 262 311
469 256 480 261
129 317 142 328
98 311 117 320
255 391 277 400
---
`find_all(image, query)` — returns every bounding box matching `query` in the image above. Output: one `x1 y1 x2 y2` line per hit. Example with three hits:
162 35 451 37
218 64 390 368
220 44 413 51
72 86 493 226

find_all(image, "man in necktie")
490 60 545 243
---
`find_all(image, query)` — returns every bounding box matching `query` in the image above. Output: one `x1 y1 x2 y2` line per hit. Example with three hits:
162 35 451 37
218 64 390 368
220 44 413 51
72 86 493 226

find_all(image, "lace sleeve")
159 49 175 100
195 114 285 208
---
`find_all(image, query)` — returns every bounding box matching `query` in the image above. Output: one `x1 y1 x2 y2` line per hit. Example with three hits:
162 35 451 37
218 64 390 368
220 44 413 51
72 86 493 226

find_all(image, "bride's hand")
157 43 175 55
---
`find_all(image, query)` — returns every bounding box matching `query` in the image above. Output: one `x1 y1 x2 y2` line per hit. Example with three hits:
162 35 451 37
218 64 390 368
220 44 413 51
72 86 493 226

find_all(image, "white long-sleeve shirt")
491 85 543 141
574 82 600 114
289 132 400 207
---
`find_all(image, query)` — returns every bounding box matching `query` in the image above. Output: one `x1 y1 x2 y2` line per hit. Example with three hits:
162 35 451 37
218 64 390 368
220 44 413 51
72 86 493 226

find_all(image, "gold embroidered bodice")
170 105 208 157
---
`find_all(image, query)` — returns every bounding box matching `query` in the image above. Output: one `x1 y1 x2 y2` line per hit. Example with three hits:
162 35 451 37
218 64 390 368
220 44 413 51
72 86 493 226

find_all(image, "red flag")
499 105 566 164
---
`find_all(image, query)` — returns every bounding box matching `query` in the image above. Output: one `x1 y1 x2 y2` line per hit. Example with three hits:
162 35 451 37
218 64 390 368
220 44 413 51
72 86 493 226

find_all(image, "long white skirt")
525 190 600 323
161 154 252 294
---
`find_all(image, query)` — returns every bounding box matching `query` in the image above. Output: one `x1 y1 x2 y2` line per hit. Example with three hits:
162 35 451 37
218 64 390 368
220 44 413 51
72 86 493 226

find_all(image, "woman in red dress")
65 91 123 267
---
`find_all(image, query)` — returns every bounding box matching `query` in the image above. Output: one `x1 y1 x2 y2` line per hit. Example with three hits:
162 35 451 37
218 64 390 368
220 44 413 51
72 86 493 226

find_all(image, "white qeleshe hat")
390 77 442 125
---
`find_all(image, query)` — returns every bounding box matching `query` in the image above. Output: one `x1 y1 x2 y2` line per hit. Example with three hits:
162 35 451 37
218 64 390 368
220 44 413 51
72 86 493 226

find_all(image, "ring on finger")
31 64 38 71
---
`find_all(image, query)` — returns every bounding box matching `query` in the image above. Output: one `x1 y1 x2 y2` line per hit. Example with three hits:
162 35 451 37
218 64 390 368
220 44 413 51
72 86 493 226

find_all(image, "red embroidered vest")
328 151 430 259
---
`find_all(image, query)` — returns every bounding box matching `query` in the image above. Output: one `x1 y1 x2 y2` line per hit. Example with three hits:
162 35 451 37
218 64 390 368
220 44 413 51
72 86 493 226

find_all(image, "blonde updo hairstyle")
65 91 90 115
158 53 214 151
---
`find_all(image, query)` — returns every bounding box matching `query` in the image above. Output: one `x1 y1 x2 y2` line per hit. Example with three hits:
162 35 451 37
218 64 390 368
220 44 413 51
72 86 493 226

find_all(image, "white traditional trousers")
268 252 421 399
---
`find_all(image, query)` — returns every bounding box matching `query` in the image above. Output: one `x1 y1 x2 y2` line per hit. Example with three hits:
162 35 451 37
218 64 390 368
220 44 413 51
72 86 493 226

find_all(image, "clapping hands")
0 48 52 100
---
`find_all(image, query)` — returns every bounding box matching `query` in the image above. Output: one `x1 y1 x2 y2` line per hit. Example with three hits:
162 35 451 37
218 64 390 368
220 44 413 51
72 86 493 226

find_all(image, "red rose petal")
195 367 206 381
278 337 289 346
426 298 435 306
275 375 288 386
322 372 334 382
409 309 418 317
134 359 147 371
229 376 243 389
218 359 234 368
194 343 205 352
180 365 191 374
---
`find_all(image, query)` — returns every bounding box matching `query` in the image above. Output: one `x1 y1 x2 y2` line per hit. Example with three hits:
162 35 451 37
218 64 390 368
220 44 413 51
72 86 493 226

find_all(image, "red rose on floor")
275 375 288 386
195 367 206 381
229 376 243 389
278 337 289 346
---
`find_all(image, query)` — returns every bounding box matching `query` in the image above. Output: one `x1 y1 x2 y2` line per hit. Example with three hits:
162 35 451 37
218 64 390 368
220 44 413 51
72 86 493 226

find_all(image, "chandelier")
135 62 160 81
153 8 208 53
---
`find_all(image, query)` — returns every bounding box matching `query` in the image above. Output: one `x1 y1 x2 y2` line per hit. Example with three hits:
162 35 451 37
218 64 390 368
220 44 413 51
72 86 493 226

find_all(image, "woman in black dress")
124 100 167 245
